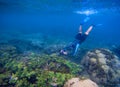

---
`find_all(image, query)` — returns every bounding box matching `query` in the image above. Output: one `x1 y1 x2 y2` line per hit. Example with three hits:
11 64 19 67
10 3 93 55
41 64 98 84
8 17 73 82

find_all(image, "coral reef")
81 48 120 86
43 44 64 55
0 43 82 87
1 39 120 87
0 43 19 68
8 39 44 53
64 78 98 87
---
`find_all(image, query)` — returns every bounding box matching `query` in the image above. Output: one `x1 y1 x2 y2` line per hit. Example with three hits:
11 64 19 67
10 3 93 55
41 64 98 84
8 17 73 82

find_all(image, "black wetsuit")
75 33 88 44
62 33 88 55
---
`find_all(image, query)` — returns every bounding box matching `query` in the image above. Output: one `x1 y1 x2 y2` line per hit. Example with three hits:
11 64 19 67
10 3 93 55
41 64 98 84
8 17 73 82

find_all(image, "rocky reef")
64 78 98 87
8 39 44 53
0 38 120 87
81 48 120 87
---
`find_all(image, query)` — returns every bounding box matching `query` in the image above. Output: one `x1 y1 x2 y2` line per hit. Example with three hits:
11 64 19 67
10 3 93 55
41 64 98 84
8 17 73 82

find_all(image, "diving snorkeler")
60 24 94 56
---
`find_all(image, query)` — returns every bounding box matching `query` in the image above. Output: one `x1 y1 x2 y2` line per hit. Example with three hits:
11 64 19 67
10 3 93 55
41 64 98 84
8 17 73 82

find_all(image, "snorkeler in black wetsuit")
60 25 93 55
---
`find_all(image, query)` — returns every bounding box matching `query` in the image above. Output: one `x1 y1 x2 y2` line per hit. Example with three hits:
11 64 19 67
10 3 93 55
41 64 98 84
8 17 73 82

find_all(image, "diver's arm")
79 25 82 34
85 25 93 35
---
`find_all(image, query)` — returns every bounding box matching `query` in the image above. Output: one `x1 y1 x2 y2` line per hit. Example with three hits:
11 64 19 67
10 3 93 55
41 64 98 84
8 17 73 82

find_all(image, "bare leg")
85 25 93 35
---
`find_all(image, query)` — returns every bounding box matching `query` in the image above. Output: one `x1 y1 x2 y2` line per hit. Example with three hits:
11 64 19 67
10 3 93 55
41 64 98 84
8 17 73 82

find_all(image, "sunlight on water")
74 9 98 16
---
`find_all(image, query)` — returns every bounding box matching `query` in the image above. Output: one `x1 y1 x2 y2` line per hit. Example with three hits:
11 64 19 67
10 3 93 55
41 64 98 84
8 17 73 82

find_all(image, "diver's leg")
60 43 73 55
60 40 78 55
62 40 78 50
62 40 80 56
85 25 93 35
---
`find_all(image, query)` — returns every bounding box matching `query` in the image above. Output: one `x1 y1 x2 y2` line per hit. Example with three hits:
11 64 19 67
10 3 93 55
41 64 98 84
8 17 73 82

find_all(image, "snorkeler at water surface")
60 24 93 56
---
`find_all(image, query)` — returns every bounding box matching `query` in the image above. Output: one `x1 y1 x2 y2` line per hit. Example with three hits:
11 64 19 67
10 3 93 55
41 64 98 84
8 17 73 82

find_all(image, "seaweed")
0 43 82 86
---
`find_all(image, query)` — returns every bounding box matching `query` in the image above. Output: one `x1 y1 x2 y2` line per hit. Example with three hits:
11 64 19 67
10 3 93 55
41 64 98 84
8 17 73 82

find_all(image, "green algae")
0 44 82 87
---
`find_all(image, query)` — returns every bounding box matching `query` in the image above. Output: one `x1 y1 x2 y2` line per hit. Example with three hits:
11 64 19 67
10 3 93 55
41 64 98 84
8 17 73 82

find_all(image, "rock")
81 48 120 86
101 65 109 73
64 78 98 87
97 53 105 58
95 50 101 54
90 58 97 64
98 57 106 65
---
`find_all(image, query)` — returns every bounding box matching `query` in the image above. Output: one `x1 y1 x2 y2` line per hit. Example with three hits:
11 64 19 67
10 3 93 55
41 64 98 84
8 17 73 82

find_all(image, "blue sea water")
1 0 120 86
0 0 120 49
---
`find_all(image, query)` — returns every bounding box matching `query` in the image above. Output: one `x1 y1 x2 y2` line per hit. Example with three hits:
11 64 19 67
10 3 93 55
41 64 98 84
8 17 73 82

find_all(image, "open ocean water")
1 0 120 47
0 0 120 87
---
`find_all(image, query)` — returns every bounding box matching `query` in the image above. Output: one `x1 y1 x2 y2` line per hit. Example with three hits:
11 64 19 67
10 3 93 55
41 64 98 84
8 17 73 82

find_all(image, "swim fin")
73 43 80 56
